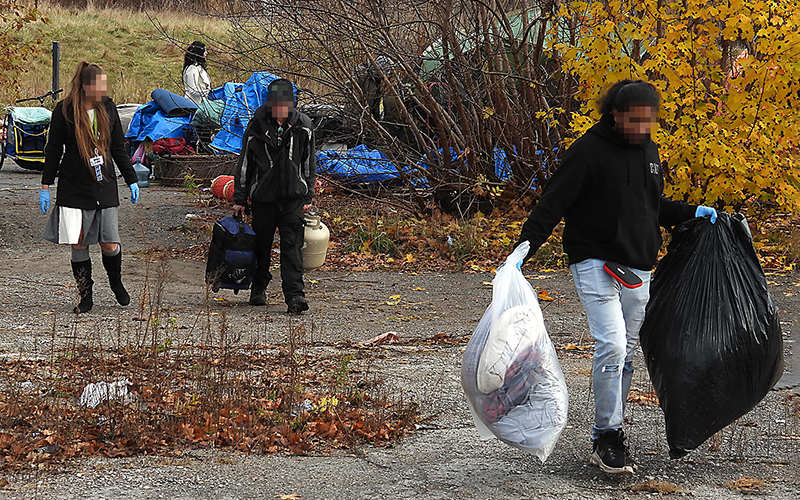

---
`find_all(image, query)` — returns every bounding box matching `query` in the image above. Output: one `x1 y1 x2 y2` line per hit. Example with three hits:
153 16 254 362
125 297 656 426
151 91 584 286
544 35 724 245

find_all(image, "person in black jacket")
515 80 717 474
232 78 316 314
40 61 139 314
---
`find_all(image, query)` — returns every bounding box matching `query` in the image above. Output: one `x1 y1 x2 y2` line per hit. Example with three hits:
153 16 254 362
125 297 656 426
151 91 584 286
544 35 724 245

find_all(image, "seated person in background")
183 41 211 105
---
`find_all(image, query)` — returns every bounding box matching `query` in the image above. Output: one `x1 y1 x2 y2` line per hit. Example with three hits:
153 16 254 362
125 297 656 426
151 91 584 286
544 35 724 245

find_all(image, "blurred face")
612 104 657 145
269 99 292 121
84 73 107 103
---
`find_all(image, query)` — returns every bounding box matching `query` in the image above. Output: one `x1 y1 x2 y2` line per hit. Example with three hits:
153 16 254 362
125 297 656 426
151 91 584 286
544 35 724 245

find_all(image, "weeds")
183 174 201 200
0 251 418 471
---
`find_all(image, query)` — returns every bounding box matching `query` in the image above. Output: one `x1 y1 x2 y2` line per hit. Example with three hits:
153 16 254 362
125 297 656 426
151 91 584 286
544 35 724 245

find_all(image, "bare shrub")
177 0 574 215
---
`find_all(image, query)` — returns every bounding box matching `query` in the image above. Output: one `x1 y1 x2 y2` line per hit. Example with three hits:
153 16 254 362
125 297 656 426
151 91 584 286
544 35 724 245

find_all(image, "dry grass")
3 1 236 106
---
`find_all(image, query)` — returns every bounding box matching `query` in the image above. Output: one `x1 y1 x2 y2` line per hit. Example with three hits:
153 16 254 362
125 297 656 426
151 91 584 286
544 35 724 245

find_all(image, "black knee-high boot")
71 260 93 314
102 251 130 306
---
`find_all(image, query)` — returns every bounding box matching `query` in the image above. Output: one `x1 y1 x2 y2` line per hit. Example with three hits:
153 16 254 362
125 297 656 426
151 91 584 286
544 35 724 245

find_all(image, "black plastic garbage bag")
640 212 783 459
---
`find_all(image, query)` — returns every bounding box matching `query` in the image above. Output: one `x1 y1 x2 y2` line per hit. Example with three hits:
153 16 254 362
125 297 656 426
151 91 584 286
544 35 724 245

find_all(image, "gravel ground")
0 160 798 499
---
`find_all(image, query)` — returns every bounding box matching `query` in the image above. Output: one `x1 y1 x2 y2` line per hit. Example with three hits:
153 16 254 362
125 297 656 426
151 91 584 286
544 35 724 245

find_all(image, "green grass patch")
3 2 238 107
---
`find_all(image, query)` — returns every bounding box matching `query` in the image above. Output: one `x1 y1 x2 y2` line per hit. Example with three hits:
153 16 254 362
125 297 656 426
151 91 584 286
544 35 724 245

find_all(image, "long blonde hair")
62 61 111 168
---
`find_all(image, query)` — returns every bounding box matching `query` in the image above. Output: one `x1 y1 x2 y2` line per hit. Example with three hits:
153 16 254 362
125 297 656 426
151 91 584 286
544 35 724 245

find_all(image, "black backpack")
205 216 258 294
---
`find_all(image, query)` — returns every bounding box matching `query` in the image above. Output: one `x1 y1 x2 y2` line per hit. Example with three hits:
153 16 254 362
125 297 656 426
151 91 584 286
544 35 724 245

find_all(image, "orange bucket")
222 180 236 202
211 175 234 200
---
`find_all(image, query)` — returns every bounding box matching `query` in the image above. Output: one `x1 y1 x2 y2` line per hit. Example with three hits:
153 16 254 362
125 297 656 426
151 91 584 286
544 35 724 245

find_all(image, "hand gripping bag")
640 213 784 458
461 242 569 462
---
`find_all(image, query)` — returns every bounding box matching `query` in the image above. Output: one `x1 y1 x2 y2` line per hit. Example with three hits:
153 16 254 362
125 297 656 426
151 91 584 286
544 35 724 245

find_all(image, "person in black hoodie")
40 61 139 314
232 79 316 314
515 80 717 474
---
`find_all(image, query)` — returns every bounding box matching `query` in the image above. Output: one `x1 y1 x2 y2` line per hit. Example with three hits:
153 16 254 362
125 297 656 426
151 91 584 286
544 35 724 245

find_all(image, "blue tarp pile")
209 73 297 154
316 146 523 185
125 92 195 143
125 72 295 155
316 145 409 184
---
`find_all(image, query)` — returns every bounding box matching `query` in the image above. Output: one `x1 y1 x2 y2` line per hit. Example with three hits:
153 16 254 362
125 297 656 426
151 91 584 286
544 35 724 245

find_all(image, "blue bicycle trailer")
0 106 52 171
0 90 62 171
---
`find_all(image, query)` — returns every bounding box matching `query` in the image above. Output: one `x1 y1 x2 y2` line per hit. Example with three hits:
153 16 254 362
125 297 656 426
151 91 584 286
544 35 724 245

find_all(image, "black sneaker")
287 296 309 315
249 288 267 306
589 429 636 474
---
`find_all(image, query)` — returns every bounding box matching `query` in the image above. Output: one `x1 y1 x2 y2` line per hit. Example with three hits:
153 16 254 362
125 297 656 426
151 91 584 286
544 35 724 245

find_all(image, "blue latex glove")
39 189 50 214
129 183 139 204
695 205 717 223
516 260 522 270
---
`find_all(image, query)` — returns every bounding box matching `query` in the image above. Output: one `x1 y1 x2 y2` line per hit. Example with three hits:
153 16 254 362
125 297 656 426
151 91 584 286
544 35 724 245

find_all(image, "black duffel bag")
640 212 784 459
205 215 258 294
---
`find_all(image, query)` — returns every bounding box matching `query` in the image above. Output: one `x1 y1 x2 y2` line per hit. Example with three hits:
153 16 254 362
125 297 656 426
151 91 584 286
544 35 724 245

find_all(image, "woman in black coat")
40 61 139 314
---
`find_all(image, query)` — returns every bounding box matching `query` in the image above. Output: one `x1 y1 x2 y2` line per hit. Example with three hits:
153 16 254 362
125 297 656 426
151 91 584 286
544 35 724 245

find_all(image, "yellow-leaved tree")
555 0 800 212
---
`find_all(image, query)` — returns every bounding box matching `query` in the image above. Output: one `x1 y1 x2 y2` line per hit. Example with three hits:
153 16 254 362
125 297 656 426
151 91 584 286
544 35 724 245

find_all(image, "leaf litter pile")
0 335 418 471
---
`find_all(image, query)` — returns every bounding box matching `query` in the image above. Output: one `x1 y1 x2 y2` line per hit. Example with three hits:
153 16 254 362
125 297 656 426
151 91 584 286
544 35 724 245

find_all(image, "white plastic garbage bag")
461 242 569 463
78 378 132 409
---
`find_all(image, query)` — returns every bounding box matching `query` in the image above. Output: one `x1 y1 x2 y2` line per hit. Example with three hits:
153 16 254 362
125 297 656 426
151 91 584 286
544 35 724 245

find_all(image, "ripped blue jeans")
571 259 651 440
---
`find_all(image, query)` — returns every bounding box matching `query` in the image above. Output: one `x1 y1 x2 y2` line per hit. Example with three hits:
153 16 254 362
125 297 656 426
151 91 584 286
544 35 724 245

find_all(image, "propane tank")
302 213 330 271
133 162 150 188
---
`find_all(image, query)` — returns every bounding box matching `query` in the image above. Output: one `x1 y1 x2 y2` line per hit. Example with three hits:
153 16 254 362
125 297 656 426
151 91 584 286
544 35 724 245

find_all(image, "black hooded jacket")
41 97 138 210
516 115 697 270
233 99 316 206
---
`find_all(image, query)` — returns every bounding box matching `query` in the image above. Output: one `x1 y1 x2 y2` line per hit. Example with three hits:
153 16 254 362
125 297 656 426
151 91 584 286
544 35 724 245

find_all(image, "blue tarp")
316 145 546 186
209 72 298 155
125 101 193 143
316 145 405 184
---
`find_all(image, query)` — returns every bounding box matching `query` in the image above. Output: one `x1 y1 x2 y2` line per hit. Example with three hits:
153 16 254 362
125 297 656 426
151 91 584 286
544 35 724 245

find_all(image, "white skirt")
43 206 121 245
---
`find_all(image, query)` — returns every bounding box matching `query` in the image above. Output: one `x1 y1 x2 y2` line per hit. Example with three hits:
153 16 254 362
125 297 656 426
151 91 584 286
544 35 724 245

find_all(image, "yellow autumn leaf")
538 290 555 302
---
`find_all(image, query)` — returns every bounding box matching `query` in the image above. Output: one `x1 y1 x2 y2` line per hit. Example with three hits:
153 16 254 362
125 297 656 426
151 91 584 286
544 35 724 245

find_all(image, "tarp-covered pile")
316 146 519 186
208 73 296 154
125 72 294 156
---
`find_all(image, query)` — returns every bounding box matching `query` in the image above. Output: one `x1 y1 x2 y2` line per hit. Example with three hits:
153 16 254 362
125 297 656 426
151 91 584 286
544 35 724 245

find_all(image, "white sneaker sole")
589 452 635 475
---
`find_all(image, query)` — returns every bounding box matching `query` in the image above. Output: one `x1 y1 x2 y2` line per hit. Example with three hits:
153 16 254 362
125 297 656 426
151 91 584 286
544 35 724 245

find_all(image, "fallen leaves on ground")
626 387 660 407
0 345 418 471
727 477 767 493
537 290 555 301
629 480 682 494
356 332 400 348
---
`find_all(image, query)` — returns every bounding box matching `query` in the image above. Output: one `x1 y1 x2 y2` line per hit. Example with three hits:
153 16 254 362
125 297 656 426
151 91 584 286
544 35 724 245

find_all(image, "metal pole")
52 41 60 101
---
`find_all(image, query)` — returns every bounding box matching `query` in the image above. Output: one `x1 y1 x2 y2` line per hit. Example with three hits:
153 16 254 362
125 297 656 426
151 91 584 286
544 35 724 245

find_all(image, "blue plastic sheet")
210 72 297 155
316 145 524 185
316 145 404 184
125 101 193 143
